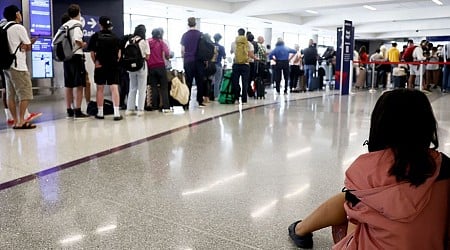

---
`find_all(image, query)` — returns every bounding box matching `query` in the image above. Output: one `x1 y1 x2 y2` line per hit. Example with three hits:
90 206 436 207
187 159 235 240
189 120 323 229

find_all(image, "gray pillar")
312 34 319 44
196 18 201 31
264 28 272 47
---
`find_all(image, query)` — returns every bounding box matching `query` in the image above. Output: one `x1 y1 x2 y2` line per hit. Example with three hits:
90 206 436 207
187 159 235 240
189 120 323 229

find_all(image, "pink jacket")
333 149 450 249
147 38 169 69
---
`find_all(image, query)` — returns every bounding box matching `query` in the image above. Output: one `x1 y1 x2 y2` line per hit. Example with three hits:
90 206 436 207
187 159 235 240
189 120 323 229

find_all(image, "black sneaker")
74 113 89 119
95 115 104 119
67 109 74 119
288 220 313 249
113 115 123 121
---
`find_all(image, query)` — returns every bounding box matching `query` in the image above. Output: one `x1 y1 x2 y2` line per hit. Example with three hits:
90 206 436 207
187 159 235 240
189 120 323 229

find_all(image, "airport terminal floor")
0 87 449 249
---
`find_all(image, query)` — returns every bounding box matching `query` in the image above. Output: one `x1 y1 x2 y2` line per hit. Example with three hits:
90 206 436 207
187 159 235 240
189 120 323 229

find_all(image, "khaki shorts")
6 68 33 102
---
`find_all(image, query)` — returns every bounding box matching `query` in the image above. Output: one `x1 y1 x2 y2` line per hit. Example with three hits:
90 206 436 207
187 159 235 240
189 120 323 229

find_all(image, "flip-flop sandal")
13 122 36 129
288 220 313 248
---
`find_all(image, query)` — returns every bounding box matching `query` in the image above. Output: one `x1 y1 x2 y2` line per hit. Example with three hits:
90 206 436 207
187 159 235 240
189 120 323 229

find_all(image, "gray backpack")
52 23 82 62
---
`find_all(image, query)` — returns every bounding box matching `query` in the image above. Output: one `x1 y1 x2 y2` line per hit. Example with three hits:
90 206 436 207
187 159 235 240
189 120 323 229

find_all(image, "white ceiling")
126 0 450 40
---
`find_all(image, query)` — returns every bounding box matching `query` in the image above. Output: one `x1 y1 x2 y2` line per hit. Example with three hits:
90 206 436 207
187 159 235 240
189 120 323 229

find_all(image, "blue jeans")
443 65 450 91
127 65 147 111
304 64 315 90
213 64 223 98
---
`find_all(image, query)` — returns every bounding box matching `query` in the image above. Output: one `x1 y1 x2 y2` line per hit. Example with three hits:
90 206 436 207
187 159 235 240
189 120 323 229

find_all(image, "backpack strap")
65 24 83 54
4 23 23 68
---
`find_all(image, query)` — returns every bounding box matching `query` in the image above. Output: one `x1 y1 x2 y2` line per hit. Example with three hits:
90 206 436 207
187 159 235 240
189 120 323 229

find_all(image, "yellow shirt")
387 47 400 62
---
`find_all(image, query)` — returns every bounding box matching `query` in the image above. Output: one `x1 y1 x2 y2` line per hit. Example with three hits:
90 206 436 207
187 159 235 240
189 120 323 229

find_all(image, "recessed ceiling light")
305 10 318 14
363 5 377 10
432 0 443 5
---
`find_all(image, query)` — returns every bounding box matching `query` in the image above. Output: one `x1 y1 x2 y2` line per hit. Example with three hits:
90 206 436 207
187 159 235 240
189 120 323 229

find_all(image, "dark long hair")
368 89 438 186
134 24 146 39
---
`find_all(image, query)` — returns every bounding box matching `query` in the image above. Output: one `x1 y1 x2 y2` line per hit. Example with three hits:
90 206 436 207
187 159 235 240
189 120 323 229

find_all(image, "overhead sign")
80 15 100 37
29 0 51 36
31 37 53 78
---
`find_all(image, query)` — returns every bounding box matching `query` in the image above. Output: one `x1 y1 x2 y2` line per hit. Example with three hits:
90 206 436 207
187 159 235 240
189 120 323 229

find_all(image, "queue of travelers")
356 39 450 92
0 2 330 126
2 5 450 249
2 4 450 129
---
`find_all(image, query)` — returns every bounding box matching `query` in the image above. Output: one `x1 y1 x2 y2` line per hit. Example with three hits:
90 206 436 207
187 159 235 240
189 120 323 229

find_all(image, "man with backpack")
57 4 89 119
88 16 123 120
230 28 256 104
212 33 226 100
1 5 39 129
180 17 205 108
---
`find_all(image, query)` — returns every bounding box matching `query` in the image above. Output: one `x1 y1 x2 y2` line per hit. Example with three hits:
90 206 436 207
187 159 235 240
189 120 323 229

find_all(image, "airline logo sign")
80 15 99 37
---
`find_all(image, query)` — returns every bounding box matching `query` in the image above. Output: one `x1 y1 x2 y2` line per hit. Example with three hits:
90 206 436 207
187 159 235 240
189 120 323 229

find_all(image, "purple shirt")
180 29 201 63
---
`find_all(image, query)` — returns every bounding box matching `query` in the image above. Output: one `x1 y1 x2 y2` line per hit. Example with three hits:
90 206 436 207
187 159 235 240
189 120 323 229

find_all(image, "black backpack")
252 41 259 56
0 23 21 69
196 34 215 62
122 37 144 72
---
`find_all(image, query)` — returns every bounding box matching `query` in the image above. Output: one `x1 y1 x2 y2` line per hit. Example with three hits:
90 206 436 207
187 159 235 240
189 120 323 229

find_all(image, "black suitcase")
393 75 407 88
309 77 320 91
255 77 265 99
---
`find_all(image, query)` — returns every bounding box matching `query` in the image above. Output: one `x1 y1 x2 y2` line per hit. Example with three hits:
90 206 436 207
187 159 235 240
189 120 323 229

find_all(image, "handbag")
170 73 189 105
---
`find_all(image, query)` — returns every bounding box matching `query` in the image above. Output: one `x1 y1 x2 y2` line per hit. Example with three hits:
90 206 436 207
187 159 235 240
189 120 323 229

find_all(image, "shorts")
409 63 425 76
94 66 119 85
63 54 86 88
6 68 33 102
0 69 5 89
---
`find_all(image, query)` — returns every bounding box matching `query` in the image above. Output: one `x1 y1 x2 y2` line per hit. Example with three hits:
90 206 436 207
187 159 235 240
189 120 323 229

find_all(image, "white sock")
114 107 120 117
4 108 12 119
98 107 104 117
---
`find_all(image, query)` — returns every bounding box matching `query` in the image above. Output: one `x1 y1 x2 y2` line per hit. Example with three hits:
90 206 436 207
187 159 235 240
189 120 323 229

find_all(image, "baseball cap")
99 16 113 28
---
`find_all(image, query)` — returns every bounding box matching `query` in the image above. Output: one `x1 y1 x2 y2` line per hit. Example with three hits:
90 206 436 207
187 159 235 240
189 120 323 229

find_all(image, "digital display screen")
31 37 53 78
29 0 51 36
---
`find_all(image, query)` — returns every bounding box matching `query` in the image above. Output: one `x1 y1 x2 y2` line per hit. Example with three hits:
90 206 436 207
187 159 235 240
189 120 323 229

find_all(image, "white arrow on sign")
87 18 97 29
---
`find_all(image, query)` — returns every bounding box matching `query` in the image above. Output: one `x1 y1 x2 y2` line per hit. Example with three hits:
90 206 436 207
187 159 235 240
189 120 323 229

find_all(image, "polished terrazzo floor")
0 87 449 249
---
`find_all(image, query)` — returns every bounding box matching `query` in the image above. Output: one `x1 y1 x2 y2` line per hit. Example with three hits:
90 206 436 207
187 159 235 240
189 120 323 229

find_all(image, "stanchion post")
349 60 354 94
369 62 376 93
419 63 423 91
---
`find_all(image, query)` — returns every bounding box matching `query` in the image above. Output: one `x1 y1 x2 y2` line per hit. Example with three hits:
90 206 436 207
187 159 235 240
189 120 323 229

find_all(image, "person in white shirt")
408 40 428 89
3 5 38 129
59 4 89 119
125 24 150 116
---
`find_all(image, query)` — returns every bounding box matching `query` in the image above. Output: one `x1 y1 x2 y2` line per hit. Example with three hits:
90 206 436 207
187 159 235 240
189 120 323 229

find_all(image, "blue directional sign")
80 15 100 37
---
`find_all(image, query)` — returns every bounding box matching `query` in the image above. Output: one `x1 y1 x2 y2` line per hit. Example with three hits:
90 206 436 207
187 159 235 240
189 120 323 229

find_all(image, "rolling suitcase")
254 62 265 99
255 77 265 99
356 67 366 88
309 77 320 91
